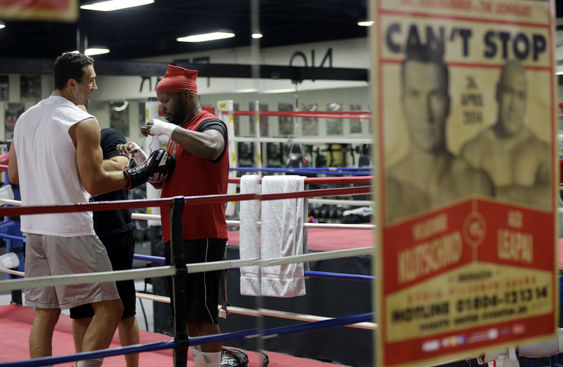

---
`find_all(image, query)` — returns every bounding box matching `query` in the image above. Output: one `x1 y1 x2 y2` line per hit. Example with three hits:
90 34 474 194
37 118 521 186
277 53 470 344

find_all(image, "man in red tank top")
141 65 229 367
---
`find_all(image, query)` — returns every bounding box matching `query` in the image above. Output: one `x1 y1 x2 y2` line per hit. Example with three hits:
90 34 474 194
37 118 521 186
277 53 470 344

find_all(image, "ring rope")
0 266 376 333
232 110 371 116
307 198 373 206
0 204 375 228
134 291 377 331
0 232 26 242
230 167 371 176
0 186 371 217
233 137 373 145
0 255 375 285
0 268 23 276
0 312 374 367
231 111 371 119
0 340 178 367
0 246 373 292
227 176 371 184
131 253 374 281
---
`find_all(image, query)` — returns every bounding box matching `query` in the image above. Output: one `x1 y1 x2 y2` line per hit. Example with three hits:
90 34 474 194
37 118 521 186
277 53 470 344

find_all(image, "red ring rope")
0 185 372 217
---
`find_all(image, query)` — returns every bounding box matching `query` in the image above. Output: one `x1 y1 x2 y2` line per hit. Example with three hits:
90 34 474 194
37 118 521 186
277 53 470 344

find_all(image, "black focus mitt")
123 149 175 189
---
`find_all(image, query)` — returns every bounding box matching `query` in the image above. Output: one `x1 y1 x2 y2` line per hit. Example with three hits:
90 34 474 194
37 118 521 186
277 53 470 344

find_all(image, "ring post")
170 196 188 367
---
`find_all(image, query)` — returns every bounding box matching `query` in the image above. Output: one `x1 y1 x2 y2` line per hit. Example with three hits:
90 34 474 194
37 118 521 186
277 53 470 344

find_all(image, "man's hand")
123 149 175 189
141 118 177 137
117 141 147 165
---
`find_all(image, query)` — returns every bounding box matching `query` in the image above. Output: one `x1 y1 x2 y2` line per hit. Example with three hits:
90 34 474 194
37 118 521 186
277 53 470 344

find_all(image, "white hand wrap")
148 118 176 137
128 142 148 165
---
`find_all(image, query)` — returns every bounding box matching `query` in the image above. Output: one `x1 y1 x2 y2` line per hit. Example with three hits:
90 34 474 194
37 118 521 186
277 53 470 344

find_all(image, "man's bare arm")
103 156 129 172
7 142 18 185
70 118 128 195
170 128 224 161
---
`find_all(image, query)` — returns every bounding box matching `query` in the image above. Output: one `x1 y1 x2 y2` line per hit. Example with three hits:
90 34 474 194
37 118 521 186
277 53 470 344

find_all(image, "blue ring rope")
0 312 373 367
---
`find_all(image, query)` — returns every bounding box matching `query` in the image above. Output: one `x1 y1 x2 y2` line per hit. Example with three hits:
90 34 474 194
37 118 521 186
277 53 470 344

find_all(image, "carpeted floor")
0 304 349 366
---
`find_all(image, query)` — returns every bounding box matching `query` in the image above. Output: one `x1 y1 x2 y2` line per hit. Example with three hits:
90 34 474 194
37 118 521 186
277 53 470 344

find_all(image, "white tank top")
14 95 96 236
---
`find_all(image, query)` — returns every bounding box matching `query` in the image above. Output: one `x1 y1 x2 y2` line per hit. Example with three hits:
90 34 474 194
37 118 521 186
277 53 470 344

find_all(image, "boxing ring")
0 174 376 367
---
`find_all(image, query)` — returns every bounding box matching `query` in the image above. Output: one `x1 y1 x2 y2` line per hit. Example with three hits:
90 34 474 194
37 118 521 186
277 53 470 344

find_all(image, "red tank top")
160 110 229 242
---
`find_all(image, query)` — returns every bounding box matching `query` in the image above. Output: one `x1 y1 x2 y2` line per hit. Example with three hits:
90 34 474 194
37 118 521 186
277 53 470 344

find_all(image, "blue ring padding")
230 167 371 176
0 312 373 367
0 233 25 242
132 254 374 282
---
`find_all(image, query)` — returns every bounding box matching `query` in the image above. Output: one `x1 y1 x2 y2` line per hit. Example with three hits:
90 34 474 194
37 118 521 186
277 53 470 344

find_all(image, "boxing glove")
123 149 175 189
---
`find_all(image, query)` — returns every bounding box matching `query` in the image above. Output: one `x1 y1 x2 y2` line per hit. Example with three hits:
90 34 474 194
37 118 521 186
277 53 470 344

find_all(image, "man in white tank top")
7 52 173 367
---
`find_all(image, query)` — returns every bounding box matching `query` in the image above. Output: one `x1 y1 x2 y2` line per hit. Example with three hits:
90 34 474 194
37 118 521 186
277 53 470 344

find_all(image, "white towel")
260 175 306 297
239 175 262 296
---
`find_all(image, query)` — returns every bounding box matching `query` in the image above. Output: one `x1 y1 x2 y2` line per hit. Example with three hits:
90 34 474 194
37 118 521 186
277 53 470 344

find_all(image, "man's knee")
35 308 61 326
92 299 123 321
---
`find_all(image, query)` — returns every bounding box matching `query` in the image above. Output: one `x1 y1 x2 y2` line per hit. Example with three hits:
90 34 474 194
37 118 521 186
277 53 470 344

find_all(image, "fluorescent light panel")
177 32 235 43
252 33 263 39
85 47 110 56
357 20 374 27
69 48 110 56
80 0 154 11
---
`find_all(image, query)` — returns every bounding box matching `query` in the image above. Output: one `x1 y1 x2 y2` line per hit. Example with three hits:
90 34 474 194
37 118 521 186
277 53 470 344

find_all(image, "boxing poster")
5 102 24 140
0 0 78 22
0 76 8 101
20 75 41 100
373 0 558 366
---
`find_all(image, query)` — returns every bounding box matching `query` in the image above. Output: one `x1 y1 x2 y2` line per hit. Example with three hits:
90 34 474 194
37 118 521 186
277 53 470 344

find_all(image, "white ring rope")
135 291 377 331
1 268 377 331
0 246 373 292
130 213 374 229
0 268 23 276
132 213 374 229
233 137 373 145
308 198 373 206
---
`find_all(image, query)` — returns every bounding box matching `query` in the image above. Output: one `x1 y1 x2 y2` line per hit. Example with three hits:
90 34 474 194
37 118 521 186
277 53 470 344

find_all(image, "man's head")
400 39 450 153
495 60 527 137
155 65 200 125
53 52 97 105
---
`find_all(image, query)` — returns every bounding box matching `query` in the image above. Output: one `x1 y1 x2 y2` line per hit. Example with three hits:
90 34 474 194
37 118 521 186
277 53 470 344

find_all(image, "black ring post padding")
170 196 188 367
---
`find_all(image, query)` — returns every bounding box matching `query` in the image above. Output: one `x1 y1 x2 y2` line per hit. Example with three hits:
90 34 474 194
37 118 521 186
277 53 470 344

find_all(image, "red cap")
156 65 198 95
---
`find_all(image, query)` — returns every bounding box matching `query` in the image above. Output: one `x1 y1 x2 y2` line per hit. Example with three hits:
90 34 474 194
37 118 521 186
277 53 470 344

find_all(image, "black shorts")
70 230 136 320
165 238 226 324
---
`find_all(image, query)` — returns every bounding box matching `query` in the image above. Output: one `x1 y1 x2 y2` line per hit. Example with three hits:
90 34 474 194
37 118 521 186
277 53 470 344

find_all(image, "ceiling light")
261 88 296 94
357 20 374 27
234 89 258 93
85 47 110 56
0 21 5 30
252 33 263 39
80 0 154 12
557 71 563 75
177 31 235 43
